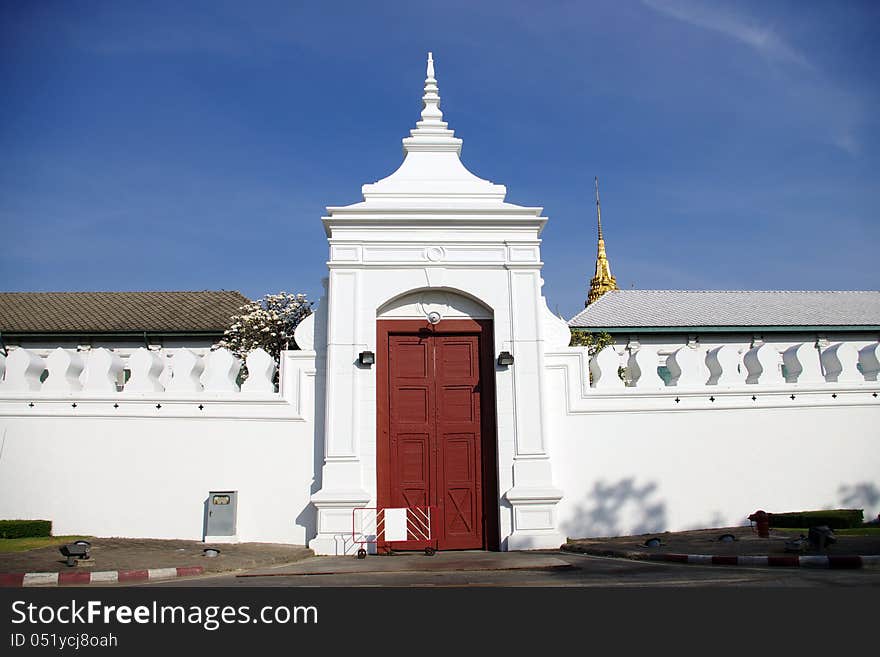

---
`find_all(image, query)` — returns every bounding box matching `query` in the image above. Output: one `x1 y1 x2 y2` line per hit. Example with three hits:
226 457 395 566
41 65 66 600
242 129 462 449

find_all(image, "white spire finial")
420 51 443 125
402 52 462 154
361 52 509 200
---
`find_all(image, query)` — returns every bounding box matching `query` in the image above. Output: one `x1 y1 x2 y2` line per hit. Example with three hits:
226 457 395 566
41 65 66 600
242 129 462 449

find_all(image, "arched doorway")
376 291 500 551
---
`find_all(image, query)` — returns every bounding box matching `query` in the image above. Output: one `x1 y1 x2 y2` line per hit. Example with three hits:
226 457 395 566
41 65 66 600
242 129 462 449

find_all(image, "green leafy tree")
569 330 614 355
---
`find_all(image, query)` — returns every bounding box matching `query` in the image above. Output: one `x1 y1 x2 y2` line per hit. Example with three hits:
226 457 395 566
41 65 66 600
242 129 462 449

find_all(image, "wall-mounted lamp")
497 351 514 366
358 350 375 366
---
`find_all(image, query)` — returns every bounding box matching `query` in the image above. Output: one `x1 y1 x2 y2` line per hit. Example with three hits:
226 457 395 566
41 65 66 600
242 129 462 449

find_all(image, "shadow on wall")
562 477 667 539
838 482 880 519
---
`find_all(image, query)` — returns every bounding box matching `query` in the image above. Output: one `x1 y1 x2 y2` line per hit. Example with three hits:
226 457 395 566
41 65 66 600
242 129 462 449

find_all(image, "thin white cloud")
642 0 811 68
642 0 867 155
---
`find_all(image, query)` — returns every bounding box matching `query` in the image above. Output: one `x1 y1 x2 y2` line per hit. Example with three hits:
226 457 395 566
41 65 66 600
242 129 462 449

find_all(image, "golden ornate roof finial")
586 176 619 306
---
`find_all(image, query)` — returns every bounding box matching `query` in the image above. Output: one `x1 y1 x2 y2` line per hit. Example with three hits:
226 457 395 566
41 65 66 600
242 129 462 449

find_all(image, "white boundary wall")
1 340 878 545
0 349 318 544
545 342 880 538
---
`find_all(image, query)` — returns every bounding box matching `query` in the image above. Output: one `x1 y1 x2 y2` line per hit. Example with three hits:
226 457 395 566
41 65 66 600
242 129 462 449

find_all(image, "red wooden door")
387 335 434 523
434 335 483 549
379 321 495 551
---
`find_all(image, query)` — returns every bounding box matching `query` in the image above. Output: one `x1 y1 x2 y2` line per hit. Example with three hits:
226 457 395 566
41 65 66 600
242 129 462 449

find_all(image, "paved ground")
4 525 878 587
0 538 312 575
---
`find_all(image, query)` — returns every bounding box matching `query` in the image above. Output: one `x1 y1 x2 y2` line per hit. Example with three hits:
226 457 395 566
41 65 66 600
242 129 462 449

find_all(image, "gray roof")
0 291 250 334
568 290 880 331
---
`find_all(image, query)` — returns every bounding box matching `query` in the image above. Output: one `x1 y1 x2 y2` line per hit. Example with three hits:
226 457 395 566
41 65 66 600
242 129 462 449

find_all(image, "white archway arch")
377 287 493 321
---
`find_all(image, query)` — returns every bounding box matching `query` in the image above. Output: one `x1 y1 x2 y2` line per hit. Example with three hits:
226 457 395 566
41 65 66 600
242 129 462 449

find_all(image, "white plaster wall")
0 348 319 544
0 416 315 543
552 405 880 538
544 344 880 539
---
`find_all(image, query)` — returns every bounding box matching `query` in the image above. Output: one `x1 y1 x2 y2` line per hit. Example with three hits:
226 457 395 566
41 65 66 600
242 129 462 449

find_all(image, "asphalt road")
145 550 880 588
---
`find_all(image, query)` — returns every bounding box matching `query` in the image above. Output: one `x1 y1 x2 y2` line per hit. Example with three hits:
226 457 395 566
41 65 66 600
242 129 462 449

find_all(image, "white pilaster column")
503 270 564 550
309 270 371 555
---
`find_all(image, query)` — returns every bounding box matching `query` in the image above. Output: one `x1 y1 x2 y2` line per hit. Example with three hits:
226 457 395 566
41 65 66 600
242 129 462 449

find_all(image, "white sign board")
384 508 408 542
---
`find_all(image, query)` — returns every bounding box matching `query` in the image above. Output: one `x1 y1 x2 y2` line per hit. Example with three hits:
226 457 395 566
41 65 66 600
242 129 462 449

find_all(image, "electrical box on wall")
204 490 238 543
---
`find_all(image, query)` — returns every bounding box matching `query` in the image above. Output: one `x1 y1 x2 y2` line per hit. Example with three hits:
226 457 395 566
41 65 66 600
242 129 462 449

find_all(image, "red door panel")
435 335 482 549
379 323 495 551
387 335 434 547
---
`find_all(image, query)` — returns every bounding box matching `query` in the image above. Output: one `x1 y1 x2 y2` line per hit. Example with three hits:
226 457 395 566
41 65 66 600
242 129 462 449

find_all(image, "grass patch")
775 527 880 536
0 536 92 553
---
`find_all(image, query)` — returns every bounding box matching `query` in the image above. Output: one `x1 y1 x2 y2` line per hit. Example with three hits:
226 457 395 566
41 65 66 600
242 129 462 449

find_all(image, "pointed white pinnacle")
402 51 462 154
420 51 443 124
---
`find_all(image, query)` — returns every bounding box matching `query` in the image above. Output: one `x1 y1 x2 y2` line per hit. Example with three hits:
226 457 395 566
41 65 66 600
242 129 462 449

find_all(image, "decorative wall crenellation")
558 340 880 394
0 346 279 396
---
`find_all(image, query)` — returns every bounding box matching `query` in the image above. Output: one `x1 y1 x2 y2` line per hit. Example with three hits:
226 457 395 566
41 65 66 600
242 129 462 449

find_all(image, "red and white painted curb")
644 553 880 568
564 547 880 569
0 566 204 587
562 545 880 569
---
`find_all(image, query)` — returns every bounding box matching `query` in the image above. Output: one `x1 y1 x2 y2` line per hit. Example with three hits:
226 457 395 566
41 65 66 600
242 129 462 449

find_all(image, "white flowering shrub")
217 292 312 362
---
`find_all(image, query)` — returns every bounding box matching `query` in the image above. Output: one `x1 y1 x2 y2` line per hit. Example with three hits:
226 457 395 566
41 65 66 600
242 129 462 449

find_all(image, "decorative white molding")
242 349 276 393
126 347 165 393
0 395 304 421
425 246 445 261
293 311 316 351
859 343 880 382
508 246 539 262
42 348 85 393
165 349 205 393
540 296 572 351
822 342 861 383
0 346 305 404
545 348 878 415
330 245 360 262
666 346 704 387
706 345 745 386
628 346 664 389
744 343 783 385
202 348 242 392
0 350 312 420
783 342 824 384
590 346 624 389
81 348 124 393
1 349 44 392
362 246 426 262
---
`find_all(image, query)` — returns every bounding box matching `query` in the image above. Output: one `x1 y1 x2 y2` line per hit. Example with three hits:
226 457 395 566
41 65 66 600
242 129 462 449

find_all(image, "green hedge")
768 509 863 530
0 520 52 539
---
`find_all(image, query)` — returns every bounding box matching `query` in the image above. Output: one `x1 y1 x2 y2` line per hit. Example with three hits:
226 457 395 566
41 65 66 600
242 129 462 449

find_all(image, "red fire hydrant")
748 510 770 538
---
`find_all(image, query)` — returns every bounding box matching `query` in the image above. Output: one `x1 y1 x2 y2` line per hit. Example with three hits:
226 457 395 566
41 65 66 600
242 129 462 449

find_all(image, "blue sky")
1 0 878 319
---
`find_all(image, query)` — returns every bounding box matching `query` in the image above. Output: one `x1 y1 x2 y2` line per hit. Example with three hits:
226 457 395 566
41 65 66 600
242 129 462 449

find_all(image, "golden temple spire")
586 176 619 306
